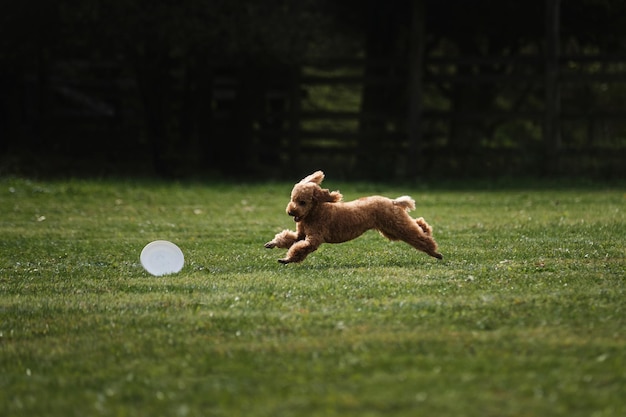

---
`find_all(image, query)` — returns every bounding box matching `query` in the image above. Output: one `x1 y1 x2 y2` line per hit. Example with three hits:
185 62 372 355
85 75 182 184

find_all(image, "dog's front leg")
279 239 319 264
264 229 300 249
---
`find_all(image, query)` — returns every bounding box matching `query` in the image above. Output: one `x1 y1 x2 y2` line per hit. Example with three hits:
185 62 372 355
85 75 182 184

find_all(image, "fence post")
288 67 302 172
544 0 561 173
407 0 426 178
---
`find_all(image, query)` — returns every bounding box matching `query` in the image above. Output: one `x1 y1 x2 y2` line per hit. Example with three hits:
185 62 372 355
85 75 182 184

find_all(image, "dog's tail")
393 195 416 211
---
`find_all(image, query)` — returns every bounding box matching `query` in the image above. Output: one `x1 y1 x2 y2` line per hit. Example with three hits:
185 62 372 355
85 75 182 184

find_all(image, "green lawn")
0 176 624 417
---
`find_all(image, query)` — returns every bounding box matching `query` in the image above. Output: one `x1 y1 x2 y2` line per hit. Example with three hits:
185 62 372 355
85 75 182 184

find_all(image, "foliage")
0 176 624 416
2 1 626 178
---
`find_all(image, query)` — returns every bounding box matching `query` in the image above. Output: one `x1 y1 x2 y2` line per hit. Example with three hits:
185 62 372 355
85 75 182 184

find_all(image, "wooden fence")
6 54 626 179
269 54 626 178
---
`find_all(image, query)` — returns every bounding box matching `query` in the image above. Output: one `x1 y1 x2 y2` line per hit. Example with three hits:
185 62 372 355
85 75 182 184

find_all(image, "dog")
264 170 443 264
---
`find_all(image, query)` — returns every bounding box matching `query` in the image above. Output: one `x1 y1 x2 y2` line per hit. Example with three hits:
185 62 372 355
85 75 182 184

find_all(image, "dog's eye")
298 200 306 206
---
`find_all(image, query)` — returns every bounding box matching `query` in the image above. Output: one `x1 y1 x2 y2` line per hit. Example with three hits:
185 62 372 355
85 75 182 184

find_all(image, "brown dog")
264 170 443 264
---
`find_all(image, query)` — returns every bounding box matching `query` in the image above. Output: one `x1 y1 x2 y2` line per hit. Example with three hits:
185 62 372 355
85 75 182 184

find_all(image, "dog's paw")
264 241 276 249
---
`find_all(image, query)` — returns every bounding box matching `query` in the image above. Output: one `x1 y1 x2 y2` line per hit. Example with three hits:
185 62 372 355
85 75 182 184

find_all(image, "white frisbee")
140 240 184 276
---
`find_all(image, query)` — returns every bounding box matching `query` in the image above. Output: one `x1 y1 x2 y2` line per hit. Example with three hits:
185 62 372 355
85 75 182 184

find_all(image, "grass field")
0 176 624 417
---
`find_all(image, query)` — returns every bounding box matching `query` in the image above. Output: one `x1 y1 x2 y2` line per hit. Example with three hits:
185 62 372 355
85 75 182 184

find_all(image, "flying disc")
140 240 184 276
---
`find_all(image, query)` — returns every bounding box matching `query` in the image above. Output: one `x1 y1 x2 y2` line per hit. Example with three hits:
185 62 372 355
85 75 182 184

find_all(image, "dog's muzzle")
288 211 301 222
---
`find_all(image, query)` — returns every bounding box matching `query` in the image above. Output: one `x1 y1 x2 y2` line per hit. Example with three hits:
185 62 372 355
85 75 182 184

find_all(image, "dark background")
1 0 625 180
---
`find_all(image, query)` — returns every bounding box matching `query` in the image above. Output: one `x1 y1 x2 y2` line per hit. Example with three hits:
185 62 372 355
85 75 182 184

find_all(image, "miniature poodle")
264 170 443 264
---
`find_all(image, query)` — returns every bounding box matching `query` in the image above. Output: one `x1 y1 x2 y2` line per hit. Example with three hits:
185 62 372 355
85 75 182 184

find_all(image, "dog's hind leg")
415 217 433 237
405 233 443 260
381 217 443 260
408 222 442 259
402 230 443 259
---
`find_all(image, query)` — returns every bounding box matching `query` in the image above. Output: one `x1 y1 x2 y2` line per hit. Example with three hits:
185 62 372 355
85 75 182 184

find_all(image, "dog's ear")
314 187 343 203
299 170 325 185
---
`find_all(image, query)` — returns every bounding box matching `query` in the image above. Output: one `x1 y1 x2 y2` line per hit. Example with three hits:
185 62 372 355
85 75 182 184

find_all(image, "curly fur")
265 170 443 264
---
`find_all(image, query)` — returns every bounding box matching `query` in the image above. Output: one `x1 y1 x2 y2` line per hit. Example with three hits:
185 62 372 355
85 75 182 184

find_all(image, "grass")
0 176 624 417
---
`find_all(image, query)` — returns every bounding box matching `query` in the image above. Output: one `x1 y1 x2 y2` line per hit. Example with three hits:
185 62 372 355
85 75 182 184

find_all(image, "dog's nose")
288 210 295 217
